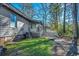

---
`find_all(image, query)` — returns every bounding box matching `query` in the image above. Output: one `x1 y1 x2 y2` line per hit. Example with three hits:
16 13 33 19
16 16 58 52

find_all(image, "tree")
23 3 34 18
32 3 50 34
40 3 50 33
72 3 78 39
72 3 78 55
50 3 61 32
63 3 66 33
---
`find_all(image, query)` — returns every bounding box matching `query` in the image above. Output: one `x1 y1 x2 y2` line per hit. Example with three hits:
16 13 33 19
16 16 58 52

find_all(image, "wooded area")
0 3 79 56
28 3 79 39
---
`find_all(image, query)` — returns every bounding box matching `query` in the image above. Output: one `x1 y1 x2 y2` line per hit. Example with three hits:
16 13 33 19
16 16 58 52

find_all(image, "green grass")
6 38 54 56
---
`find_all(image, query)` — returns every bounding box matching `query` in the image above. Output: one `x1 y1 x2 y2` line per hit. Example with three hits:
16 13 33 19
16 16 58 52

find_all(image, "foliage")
50 3 61 32
57 23 73 38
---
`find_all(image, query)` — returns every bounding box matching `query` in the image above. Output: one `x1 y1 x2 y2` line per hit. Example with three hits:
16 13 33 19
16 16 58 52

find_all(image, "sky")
32 3 41 10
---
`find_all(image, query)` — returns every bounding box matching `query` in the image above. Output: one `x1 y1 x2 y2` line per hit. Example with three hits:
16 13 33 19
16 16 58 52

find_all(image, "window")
10 13 17 28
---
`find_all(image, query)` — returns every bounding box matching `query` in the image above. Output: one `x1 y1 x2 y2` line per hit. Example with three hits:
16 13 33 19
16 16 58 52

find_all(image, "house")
0 3 43 45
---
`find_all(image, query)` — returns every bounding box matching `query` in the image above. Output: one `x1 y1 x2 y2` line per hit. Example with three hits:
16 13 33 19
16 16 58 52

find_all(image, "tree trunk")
72 3 78 55
63 3 66 33
72 3 78 39
55 12 58 32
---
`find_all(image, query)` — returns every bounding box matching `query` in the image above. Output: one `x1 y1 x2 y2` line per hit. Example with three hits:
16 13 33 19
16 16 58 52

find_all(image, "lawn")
5 38 54 56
